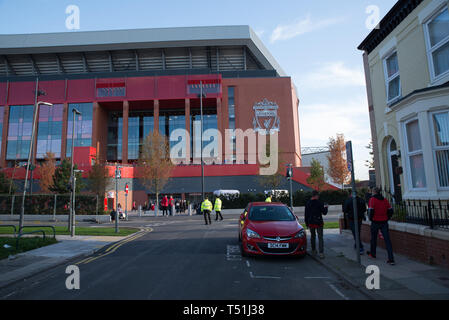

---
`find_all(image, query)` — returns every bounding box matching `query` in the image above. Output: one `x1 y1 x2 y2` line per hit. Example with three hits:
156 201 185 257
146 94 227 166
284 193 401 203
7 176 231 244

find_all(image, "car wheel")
240 242 249 257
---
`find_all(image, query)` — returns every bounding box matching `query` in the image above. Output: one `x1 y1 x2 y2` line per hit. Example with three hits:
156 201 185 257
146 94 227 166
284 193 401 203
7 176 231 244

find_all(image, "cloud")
296 62 366 90
299 96 371 180
270 14 342 43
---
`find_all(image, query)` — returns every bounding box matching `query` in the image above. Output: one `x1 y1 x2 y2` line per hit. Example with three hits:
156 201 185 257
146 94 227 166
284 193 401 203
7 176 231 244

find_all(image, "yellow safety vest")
201 200 213 211
265 197 272 202
214 198 222 211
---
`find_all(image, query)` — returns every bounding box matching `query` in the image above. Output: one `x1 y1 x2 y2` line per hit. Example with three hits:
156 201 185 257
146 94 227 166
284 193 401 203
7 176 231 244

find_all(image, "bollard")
188 204 192 216
138 205 142 217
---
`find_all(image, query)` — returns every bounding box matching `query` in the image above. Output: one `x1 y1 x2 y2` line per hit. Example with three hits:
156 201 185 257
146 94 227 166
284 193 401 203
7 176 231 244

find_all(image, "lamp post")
199 81 206 201
69 107 81 233
115 162 123 233
286 164 293 211
71 169 83 237
19 101 53 231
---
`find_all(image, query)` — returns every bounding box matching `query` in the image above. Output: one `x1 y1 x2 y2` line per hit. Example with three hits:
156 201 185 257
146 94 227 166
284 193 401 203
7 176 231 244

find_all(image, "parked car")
238 202 306 257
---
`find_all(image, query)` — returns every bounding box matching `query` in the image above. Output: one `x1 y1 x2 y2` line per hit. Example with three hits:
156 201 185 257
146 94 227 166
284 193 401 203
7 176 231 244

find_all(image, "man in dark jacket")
367 187 395 265
343 190 367 255
305 190 328 259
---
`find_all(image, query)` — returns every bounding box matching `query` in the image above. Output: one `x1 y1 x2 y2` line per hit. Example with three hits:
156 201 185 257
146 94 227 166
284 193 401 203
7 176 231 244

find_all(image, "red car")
239 202 307 257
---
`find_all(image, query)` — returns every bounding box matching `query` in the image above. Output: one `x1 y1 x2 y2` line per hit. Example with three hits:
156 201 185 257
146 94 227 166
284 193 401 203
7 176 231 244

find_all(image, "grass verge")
303 222 340 230
0 237 58 260
0 226 140 237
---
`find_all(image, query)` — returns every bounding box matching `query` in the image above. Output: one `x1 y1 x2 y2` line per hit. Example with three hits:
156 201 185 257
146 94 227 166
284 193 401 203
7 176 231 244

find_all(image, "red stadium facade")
0 26 336 209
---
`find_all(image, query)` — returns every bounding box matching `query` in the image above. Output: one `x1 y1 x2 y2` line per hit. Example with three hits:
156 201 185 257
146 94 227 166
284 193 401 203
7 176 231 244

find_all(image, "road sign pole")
346 141 361 264
125 183 128 221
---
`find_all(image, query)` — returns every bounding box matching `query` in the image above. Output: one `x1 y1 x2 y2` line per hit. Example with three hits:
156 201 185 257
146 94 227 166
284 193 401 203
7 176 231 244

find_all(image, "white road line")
249 271 281 279
304 277 331 279
246 260 250 268
326 282 350 300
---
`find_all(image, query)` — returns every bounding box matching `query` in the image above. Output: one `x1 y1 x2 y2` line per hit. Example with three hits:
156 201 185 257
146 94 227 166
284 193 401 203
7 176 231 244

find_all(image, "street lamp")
115 162 123 233
19 101 53 231
198 81 206 201
69 107 81 234
286 164 293 211
71 169 83 237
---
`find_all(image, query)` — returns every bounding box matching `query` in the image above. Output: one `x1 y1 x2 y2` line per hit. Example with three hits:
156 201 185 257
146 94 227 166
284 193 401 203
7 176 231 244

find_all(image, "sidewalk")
308 229 449 300
0 234 126 289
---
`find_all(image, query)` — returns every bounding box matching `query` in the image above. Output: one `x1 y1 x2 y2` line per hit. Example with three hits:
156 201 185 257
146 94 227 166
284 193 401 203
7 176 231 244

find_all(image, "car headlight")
246 228 261 239
294 230 305 238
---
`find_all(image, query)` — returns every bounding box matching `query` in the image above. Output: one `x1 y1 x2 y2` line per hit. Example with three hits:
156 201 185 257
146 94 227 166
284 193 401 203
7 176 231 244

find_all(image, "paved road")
0 215 366 300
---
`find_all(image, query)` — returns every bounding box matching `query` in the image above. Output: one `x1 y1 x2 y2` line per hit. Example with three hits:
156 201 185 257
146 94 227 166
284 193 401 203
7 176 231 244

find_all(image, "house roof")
358 0 423 53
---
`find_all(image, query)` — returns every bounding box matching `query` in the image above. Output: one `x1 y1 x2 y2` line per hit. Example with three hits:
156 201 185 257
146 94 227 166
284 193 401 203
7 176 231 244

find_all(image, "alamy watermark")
169 123 279 176
365 265 380 290
365 5 381 30
65 265 80 290
66 5 80 30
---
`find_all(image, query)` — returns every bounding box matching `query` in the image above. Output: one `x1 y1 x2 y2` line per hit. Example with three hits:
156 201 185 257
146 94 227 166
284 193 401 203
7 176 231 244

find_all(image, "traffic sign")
125 183 129 194
346 141 353 172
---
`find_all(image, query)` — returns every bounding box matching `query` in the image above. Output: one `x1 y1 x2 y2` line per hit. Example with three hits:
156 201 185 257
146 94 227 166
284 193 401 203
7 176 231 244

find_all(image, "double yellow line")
76 228 153 265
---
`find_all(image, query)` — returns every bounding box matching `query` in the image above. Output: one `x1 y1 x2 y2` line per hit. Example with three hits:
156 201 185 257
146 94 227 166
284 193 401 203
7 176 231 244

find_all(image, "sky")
0 0 398 180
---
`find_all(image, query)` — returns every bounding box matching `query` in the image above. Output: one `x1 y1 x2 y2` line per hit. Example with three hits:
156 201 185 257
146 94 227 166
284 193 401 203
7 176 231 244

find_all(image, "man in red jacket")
367 187 395 265
161 195 169 216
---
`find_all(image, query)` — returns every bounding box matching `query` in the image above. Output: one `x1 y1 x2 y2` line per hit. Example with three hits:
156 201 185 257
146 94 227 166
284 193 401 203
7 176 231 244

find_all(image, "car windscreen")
249 205 295 221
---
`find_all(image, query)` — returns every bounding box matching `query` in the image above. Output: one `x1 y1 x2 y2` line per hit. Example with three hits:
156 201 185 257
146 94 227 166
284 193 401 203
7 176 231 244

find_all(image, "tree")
137 130 174 216
0 171 14 194
38 152 56 193
306 158 326 191
87 152 111 202
327 134 351 189
50 158 84 194
365 140 375 169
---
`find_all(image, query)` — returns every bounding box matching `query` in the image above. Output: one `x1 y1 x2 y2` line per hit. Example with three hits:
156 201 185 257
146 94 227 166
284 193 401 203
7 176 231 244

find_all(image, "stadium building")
0 25 327 208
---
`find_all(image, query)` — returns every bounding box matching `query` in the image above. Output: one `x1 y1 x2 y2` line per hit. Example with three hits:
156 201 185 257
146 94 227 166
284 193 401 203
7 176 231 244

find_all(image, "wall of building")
365 0 449 199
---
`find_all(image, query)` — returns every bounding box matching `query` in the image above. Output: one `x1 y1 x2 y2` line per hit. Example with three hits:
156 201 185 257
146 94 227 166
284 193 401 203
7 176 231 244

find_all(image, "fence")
384 191 449 230
0 194 104 216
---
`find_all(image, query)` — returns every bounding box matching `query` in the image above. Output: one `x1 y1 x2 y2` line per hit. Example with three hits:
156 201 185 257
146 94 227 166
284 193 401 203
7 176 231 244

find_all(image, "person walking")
201 196 213 225
304 190 328 259
214 196 223 221
366 187 395 265
343 189 367 255
161 195 169 216
169 195 174 216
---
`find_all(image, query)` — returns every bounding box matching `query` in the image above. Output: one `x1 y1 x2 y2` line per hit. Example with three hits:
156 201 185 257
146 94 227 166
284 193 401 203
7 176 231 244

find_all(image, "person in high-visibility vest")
201 196 213 225
214 196 223 221
265 195 272 202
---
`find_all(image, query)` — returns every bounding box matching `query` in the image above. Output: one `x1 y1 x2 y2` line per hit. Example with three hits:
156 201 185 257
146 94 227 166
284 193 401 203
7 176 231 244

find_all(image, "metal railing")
0 193 102 216
15 225 56 250
383 189 449 230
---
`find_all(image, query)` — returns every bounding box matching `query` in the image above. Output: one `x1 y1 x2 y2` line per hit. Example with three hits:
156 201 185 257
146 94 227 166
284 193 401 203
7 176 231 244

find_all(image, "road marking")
226 245 241 261
76 228 153 265
249 271 281 279
304 277 331 279
246 260 250 268
326 281 350 300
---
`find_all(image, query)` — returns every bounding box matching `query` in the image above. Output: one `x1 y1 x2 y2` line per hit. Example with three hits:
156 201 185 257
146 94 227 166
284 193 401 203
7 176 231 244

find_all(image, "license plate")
268 243 289 249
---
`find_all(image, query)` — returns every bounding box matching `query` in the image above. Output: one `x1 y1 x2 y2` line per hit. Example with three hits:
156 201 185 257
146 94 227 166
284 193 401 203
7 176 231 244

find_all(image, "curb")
306 251 381 300
0 229 146 291
0 246 103 291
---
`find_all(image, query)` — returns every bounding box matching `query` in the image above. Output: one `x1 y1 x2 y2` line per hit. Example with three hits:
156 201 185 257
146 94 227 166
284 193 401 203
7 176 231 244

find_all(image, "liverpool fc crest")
252 99 280 135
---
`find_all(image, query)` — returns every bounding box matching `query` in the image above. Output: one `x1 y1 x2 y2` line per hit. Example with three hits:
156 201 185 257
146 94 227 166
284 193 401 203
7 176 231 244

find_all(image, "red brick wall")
339 217 449 269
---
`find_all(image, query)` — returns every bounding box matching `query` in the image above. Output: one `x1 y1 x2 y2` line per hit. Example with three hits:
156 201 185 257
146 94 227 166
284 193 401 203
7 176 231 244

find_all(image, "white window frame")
423 5 449 83
430 110 449 190
403 118 427 191
383 50 401 104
